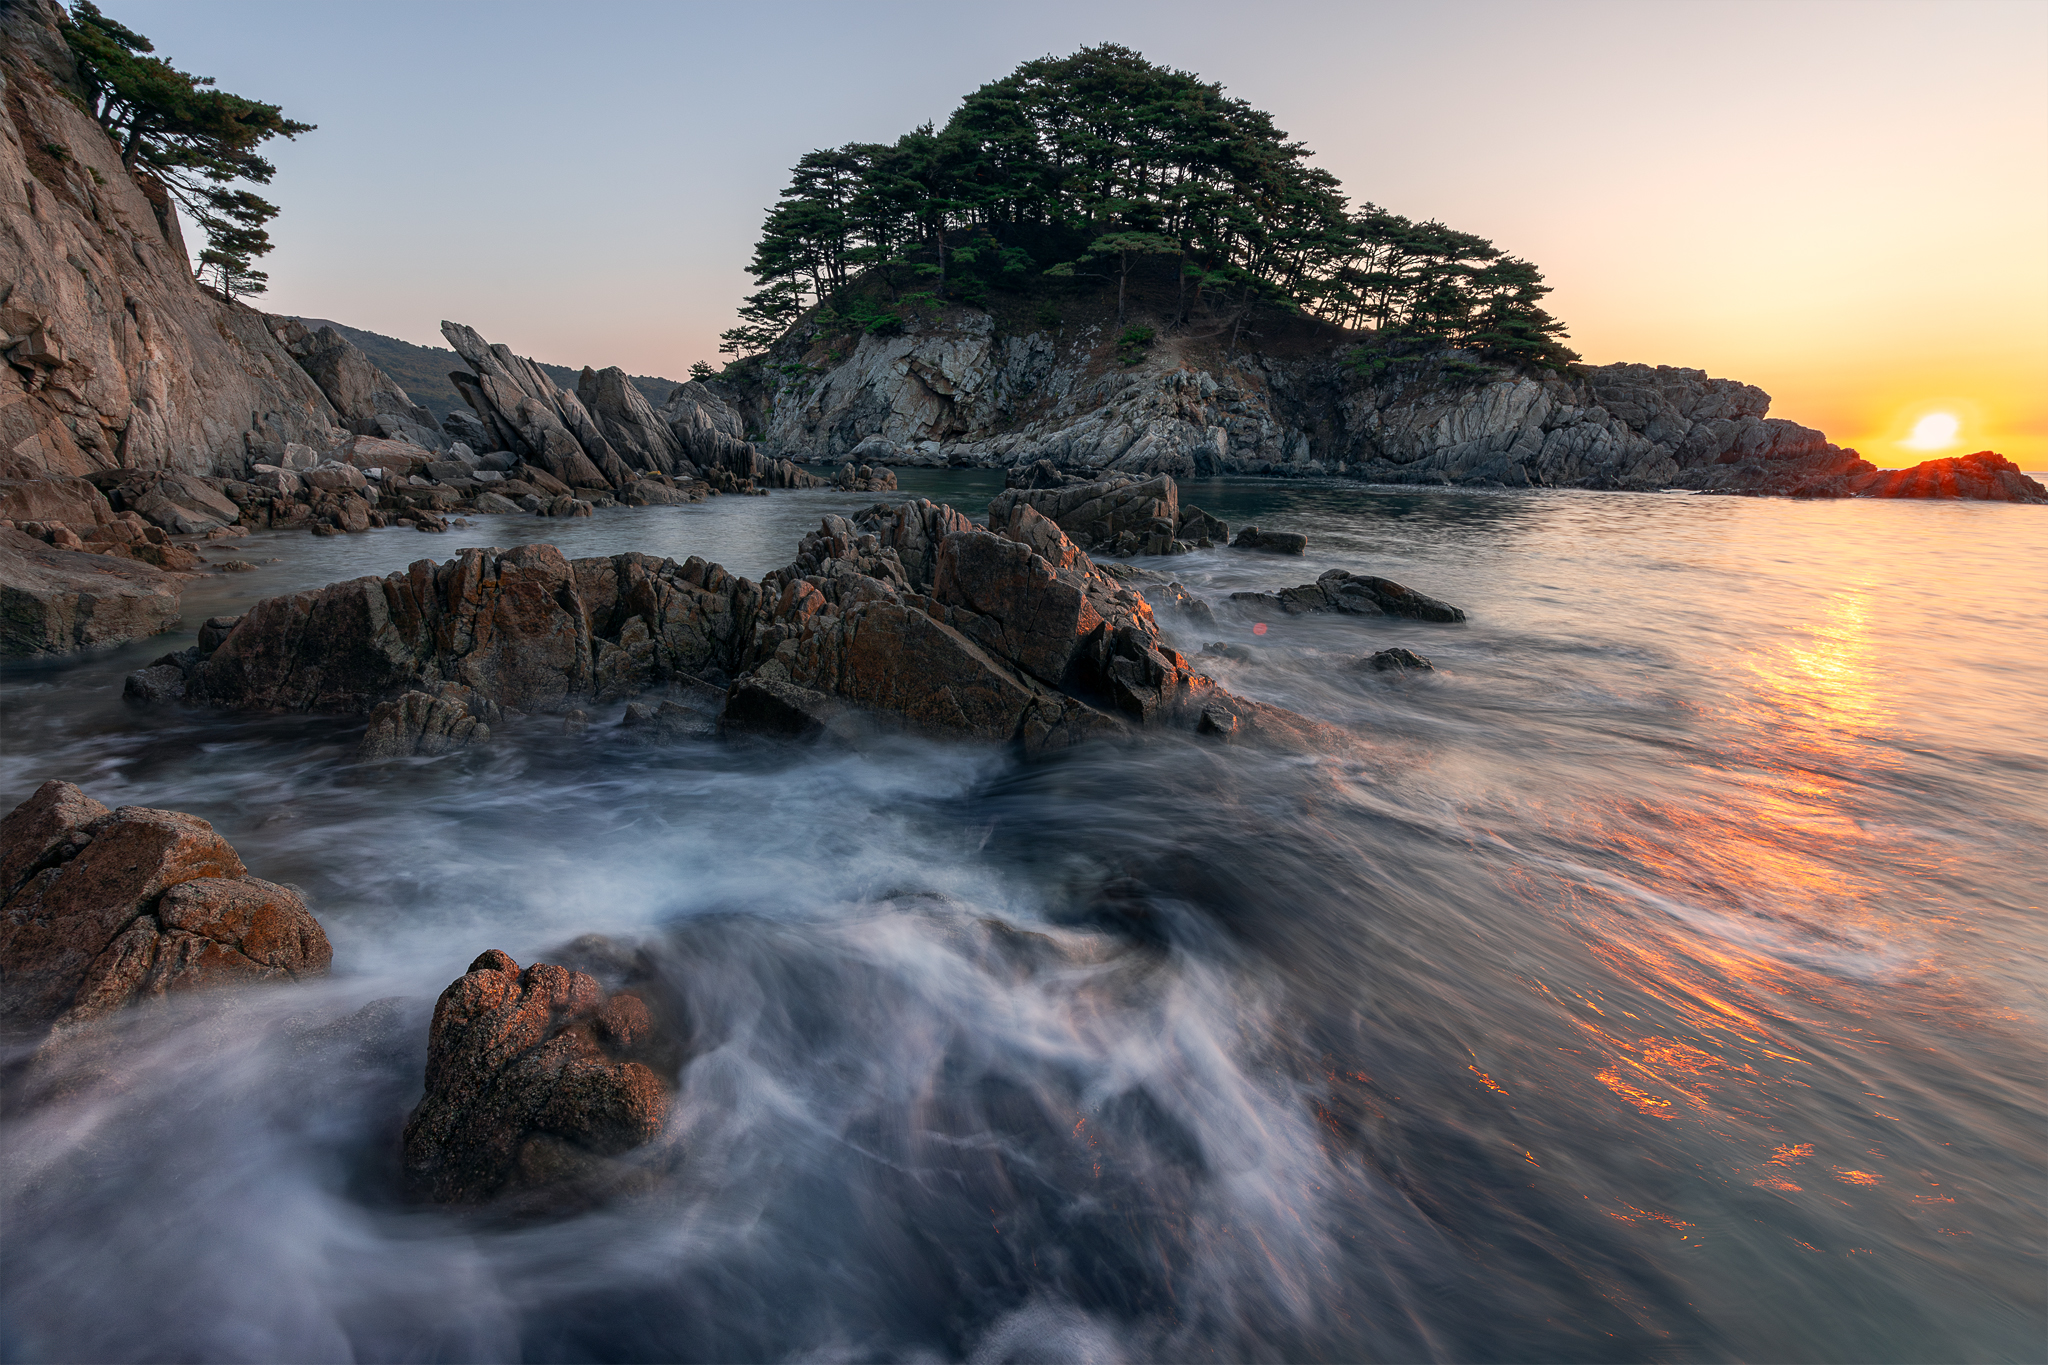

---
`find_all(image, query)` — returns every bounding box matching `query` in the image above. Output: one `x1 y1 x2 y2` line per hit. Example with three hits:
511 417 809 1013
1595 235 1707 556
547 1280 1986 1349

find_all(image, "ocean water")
1 477 2042 1363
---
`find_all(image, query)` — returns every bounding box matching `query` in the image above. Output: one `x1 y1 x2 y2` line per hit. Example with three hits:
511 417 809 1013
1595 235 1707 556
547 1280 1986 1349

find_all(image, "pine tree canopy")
725 44 1579 373
59 1 313 302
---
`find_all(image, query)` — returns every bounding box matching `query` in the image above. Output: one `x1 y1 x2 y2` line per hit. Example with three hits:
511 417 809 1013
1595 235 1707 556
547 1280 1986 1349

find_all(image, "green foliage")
1034 301 1062 330
688 361 717 383
60 2 312 301
1116 325 1156 366
729 44 1580 373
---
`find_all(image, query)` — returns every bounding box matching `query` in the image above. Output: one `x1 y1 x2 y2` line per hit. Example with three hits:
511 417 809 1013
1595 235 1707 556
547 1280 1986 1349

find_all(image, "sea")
2 472 2042 1363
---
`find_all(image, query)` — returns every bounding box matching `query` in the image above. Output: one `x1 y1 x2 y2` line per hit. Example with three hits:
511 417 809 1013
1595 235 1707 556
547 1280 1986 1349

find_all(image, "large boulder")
356 685 496 759
0 527 182 656
401 949 677 1205
0 781 330 1037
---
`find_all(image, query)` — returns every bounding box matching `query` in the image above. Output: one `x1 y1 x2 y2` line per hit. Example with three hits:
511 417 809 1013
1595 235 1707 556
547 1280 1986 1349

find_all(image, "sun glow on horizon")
1901 412 1962 452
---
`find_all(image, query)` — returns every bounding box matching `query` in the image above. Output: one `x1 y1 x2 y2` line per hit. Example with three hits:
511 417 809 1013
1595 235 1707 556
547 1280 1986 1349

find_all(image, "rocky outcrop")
0 525 181 655
736 296 2025 497
1362 647 1433 672
441 322 625 489
1231 527 1306 555
153 497 1328 754
401 948 677 1205
1229 570 1466 623
1678 448 2046 503
0 1 341 482
264 318 441 449
986 472 1224 558
0 781 331 1038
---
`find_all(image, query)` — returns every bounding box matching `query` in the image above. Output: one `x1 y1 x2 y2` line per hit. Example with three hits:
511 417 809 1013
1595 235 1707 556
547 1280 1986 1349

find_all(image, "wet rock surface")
1362 647 1434 672
1230 569 1465 623
0 782 330 1037
150 495 1329 755
401 949 678 1205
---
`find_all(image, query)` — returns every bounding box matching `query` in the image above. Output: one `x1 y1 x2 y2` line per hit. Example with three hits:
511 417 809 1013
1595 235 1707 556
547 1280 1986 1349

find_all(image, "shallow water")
2 478 2043 1363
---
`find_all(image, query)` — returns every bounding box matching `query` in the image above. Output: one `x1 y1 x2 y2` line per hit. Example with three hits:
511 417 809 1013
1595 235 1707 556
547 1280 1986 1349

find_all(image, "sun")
1902 412 1960 451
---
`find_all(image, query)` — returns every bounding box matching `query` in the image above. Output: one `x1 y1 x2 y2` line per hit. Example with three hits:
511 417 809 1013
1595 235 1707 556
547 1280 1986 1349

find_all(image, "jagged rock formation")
264 318 442 450
440 321 820 495
0 0 341 482
0 525 182 654
402 948 678 1205
147 492 1327 754
0 780 331 1038
740 299 2027 496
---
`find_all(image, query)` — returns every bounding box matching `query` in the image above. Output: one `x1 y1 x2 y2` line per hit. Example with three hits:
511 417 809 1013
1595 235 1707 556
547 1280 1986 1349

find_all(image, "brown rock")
401 950 676 1204
357 687 493 759
0 786 329 1036
0 526 183 657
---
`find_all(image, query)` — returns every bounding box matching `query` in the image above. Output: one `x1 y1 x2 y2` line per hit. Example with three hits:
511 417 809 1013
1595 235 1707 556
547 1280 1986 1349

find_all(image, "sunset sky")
137 0 2048 466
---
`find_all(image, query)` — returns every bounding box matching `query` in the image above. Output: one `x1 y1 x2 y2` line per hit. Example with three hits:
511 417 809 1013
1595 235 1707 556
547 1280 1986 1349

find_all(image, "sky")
129 0 2048 466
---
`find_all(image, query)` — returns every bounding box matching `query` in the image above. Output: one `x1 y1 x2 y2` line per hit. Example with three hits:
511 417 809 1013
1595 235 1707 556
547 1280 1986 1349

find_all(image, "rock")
357 686 494 759
167 498 1332 754
1362 647 1434 671
442 323 628 490
400 949 677 1205
116 472 243 535
0 782 331 1036
1231 526 1307 555
248 464 303 497
442 409 492 452
620 699 711 743
265 319 436 443
0 476 114 529
832 462 898 492
412 510 450 533
0 527 183 656
1200 641 1255 663
1176 505 1228 548
0 7 339 486
987 473 1181 556
473 491 523 514
302 462 368 493
122 662 186 705
1317 570 1465 622
577 366 686 475
197 614 242 652
1846 452 2046 502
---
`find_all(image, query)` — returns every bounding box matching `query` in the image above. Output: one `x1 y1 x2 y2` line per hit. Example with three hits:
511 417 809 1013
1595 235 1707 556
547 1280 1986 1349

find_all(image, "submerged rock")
1231 526 1308 555
1362 647 1434 672
401 949 678 1205
0 782 331 1038
357 685 496 759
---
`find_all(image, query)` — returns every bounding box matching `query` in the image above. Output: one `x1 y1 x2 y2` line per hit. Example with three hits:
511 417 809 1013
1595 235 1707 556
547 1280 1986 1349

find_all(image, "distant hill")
292 319 681 425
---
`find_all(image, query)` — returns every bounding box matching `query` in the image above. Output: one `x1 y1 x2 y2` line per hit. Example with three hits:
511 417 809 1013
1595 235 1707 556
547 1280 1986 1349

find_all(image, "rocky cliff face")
0 0 341 482
743 301 1852 491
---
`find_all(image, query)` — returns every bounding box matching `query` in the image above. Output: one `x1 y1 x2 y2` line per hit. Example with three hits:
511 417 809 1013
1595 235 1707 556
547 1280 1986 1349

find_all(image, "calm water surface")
1 476 2042 1363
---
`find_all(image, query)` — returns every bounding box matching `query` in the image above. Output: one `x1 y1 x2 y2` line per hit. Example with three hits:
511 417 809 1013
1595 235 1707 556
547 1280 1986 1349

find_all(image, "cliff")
0 0 341 483
733 272 1855 492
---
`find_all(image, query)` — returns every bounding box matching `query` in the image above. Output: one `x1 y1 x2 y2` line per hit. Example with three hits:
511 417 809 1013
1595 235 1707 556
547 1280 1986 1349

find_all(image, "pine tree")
61 2 312 300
